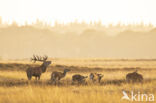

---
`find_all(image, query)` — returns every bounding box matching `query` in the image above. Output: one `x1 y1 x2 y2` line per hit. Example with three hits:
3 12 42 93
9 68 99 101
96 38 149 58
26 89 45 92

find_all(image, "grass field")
0 58 156 103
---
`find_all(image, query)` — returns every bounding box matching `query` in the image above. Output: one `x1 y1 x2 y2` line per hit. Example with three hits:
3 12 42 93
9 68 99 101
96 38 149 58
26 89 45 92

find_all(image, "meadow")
0 58 156 103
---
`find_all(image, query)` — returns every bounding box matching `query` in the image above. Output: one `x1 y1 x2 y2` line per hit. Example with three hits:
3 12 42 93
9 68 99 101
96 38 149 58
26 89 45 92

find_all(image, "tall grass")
0 60 156 103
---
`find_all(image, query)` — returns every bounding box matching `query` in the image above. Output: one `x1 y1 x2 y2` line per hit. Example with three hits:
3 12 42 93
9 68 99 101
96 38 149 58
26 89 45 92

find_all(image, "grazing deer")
126 70 143 83
26 55 51 80
51 69 70 84
89 73 103 83
72 74 88 84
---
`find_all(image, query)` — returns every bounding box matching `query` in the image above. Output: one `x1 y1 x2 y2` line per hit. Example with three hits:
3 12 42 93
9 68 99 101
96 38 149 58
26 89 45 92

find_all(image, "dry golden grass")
0 81 156 103
0 59 156 103
0 85 123 103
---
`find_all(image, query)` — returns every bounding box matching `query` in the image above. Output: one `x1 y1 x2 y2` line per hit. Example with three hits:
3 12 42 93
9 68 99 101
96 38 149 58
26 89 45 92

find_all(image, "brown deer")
72 74 88 84
26 55 51 80
89 73 103 83
126 70 143 83
51 69 70 84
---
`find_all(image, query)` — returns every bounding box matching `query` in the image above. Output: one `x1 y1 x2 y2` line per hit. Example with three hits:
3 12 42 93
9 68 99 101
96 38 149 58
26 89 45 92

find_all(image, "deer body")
126 71 143 83
90 73 103 83
26 55 51 80
51 69 70 83
72 74 88 84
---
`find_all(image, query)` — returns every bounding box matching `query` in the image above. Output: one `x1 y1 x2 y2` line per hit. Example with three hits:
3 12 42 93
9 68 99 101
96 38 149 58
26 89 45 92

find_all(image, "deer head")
64 69 71 73
31 55 51 72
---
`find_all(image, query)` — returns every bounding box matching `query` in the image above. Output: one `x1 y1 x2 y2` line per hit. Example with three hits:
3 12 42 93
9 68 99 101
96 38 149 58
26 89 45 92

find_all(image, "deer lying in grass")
89 73 103 83
126 70 143 83
51 69 70 84
26 55 51 80
72 74 88 84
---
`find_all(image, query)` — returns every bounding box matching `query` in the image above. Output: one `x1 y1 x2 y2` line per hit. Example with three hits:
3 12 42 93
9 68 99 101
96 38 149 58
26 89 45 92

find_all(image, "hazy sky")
0 0 156 25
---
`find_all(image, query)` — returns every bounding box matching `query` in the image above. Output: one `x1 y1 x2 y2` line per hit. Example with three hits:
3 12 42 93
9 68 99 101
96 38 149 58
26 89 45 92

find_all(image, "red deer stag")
26 55 51 80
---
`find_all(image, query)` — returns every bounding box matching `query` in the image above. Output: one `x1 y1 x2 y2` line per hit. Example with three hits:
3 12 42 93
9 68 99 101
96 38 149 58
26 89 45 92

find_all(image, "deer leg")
52 79 54 83
35 76 37 81
54 79 57 85
98 78 101 83
71 81 74 85
38 75 40 80
58 78 61 85
56 78 59 85
27 71 32 80
51 77 55 84
52 77 56 85
28 75 32 80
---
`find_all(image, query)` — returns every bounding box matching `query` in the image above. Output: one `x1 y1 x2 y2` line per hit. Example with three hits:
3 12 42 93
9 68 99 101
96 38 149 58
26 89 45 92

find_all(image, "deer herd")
26 55 144 84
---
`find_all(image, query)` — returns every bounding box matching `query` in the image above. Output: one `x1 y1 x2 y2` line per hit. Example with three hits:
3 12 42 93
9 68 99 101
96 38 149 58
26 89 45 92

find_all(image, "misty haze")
0 20 155 59
1 0 156 103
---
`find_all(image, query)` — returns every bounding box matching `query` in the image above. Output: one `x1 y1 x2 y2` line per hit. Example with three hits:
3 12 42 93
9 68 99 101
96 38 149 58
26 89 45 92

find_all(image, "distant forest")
0 18 156 59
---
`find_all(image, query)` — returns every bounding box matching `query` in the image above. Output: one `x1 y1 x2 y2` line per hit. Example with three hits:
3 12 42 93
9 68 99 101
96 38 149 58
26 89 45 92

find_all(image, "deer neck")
63 71 67 77
40 62 47 73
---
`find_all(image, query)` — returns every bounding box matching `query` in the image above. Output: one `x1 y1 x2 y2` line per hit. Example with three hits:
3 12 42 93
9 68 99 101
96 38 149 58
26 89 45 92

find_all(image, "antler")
31 55 48 62
43 55 48 61
31 55 37 63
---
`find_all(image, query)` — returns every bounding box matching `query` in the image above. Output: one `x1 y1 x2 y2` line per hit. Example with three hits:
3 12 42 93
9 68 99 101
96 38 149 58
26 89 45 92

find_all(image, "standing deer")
89 73 103 83
126 70 143 83
51 69 70 84
26 55 51 80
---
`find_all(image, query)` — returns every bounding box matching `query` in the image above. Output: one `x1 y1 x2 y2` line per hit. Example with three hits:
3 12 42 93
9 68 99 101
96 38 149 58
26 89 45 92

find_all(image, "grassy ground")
0 59 156 103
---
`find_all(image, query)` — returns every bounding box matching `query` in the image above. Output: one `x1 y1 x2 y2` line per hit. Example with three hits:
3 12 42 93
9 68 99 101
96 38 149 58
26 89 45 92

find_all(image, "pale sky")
0 0 156 25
